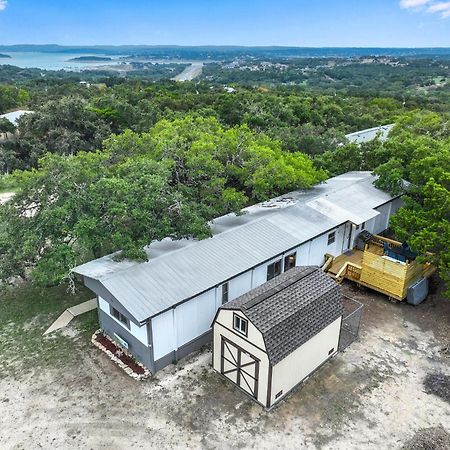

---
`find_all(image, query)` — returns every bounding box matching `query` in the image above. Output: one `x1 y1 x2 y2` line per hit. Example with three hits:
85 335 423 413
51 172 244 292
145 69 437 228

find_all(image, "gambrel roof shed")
220 266 343 364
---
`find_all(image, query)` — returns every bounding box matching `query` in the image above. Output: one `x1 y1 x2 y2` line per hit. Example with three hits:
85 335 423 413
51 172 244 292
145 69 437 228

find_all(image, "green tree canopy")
0 116 326 285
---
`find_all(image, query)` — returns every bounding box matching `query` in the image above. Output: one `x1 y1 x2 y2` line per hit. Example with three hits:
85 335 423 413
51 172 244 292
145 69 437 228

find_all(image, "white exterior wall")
98 296 148 345
213 309 270 407
308 233 329 266
374 202 391 234
270 317 342 406
151 288 218 360
176 289 217 346
252 263 269 288
228 271 253 300
151 309 176 360
295 242 310 265
390 197 403 217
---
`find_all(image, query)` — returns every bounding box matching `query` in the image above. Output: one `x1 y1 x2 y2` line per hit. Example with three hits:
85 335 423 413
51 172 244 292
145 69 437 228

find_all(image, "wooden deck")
325 235 436 301
328 250 364 276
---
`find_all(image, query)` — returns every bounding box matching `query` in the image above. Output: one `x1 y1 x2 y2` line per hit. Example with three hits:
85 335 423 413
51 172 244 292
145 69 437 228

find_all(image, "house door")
221 337 259 399
342 223 353 252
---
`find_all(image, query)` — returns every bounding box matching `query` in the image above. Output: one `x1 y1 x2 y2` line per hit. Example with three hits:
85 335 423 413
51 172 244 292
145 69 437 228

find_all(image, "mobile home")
73 171 402 373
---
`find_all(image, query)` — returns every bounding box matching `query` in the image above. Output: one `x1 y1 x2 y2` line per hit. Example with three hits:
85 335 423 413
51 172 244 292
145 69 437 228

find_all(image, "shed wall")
270 317 341 406
213 309 269 407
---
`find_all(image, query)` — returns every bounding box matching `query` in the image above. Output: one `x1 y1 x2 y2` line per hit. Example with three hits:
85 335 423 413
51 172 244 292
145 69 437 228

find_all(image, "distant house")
73 171 402 374
0 110 34 140
212 266 343 408
345 124 394 145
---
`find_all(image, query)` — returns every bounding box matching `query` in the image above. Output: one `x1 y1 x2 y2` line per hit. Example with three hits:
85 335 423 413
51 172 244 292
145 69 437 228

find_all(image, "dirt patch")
402 426 450 450
423 373 450 404
0 279 449 449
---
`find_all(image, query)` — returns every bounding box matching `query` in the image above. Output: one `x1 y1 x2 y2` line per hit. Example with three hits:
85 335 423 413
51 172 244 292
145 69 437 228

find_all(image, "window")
327 231 336 246
284 252 296 272
221 282 229 304
267 259 282 281
361 222 366 230
110 306 130 329
233 314 248 336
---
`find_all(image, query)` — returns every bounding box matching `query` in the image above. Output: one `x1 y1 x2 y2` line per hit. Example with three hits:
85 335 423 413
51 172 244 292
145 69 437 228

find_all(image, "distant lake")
0 52 126 71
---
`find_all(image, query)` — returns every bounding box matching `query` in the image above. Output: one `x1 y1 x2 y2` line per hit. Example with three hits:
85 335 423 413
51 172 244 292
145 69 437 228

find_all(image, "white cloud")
400 0 450 18
400 0 432 8
427 1 450 17
0 0 7 11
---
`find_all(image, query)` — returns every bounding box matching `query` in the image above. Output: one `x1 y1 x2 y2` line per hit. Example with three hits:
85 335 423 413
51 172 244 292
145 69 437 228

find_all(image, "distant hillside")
0 45 450 60
0 53 11 58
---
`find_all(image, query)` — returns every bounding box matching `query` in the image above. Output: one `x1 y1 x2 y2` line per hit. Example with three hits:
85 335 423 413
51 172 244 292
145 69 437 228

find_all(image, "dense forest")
0 56 449 294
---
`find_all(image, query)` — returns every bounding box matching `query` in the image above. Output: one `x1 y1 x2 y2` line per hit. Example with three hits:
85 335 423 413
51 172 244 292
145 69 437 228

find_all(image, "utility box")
407 277 429 306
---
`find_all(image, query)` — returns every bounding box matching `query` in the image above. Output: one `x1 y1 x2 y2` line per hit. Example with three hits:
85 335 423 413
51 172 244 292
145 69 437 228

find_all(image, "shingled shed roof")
221 267 343 365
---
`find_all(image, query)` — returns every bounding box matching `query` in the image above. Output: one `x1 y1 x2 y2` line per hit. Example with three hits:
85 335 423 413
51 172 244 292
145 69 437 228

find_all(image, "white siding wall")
374 203 391 234
252 264 268 288
98 296 148 345
296 242 310 265
176 289 217 346
151 309 176 360
308 233 329 266
390 197 403 217
270 317 342 406
151 288 218 360
228 271 253 300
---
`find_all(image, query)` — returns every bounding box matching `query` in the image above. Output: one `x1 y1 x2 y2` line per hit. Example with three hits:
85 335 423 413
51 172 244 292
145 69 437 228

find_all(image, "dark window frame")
327 231 336 246
110 306 130 329
284 252 297 272
233 313 248 337
222 282 229 304
361 222 366 230
267 259 282 281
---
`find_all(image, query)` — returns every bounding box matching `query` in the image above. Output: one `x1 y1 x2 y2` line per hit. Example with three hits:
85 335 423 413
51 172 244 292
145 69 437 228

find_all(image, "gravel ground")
0 277 449 449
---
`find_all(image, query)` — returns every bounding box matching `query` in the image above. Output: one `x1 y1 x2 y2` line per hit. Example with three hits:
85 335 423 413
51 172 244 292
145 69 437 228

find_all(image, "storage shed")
212 266 343 408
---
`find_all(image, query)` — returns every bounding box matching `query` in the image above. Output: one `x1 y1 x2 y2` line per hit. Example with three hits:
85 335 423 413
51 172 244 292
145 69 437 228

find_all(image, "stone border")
91 329 151 380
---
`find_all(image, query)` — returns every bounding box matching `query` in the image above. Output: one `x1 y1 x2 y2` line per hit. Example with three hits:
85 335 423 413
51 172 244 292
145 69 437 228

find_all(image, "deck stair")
325 235 436 301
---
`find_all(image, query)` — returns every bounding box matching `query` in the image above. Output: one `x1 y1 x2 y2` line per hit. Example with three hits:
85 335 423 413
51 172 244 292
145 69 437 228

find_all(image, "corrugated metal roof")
72 171 394 322
0 110 33 125
221 266 343 365
345 124 394 144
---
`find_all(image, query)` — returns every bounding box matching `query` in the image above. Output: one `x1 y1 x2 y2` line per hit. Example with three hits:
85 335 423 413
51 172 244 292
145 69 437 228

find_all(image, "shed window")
222 282 229 304
267 259 282 281
327 232 336 246
361 222 366 230
110 306 130 329
284 253 296 272
233 314 248 336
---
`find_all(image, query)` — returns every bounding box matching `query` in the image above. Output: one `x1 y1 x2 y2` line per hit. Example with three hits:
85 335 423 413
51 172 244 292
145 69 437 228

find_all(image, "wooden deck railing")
346 263 362 281
369 234 402 250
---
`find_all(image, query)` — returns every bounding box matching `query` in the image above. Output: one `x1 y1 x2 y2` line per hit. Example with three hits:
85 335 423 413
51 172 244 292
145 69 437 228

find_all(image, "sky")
0 0 449 47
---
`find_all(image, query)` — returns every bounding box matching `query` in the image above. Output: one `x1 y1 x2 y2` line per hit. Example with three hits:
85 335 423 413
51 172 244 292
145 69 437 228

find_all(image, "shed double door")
220 336 259 398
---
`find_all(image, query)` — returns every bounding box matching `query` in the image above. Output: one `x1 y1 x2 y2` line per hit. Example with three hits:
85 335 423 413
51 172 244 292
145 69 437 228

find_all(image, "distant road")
173 62 204 82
